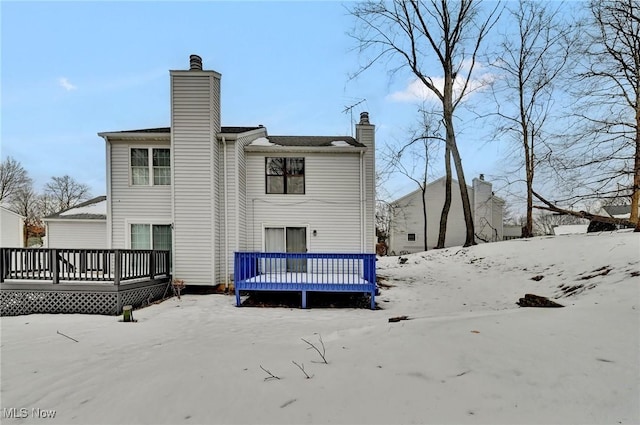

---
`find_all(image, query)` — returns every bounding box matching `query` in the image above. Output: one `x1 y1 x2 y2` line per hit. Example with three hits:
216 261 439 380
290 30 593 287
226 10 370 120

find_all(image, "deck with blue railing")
234 252 377 309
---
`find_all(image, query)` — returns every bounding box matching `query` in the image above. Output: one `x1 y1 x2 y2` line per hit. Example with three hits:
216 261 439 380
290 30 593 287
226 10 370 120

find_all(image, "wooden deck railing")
0 248 170 285
234 252 377 309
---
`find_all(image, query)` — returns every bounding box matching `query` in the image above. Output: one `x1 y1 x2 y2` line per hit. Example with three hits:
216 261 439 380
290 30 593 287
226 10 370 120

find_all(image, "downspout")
104 137 113 249
223 136 230 292
234 141 240 259
360 151 365 252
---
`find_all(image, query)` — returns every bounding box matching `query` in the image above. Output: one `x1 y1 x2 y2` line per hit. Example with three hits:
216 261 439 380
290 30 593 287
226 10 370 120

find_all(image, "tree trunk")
437 145 452 249
632 89 640 231
450 141 476 247
421 185 428 251
533 190 636 228
524 134 534 238
442 61 475 247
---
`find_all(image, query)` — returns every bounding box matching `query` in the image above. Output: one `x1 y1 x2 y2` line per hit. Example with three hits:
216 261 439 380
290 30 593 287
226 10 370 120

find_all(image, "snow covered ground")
1 231 638 424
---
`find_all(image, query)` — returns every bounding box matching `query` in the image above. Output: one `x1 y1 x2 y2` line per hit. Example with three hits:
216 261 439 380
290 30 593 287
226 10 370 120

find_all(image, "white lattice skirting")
1 282 170 316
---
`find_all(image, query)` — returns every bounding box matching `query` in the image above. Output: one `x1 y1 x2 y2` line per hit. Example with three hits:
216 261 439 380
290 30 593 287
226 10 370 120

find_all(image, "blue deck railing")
234 252 376 309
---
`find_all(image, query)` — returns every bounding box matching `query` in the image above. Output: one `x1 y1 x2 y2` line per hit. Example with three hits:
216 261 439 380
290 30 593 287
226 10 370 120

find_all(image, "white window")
131 148 170 186
130 224 172 251
265 157 305 194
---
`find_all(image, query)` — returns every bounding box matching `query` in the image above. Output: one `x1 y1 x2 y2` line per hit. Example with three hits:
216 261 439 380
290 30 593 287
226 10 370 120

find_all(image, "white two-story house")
388 175 504 254
98 55 376 289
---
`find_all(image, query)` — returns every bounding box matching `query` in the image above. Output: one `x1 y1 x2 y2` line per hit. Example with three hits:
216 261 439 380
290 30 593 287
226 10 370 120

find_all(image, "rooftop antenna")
343 99 366 137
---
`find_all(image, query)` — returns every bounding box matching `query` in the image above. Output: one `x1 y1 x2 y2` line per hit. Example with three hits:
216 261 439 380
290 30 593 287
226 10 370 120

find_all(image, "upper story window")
131 148 171 186
266 157 305 194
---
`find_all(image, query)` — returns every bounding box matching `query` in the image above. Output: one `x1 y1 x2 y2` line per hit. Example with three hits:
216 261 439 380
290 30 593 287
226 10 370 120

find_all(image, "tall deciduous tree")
0 157 32 204
43 175 91 213
489 0 575 237
350 0 500 247
558 0 639 230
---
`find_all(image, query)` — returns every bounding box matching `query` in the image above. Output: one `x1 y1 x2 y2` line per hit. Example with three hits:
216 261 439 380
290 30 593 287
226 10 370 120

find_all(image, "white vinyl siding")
246 152 363 254
109 141 172 250
1 207 24 247
171 71 220 286
389 178 468 254
46 220 107 249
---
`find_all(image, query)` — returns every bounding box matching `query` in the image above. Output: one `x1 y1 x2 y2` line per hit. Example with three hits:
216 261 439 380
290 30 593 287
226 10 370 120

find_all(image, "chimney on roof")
359 111 370 125
480 173 485 181
189 54 203 70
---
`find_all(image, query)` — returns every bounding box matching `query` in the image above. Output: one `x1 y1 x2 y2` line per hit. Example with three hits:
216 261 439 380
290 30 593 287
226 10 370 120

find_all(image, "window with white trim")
131 148 170 186
265 157 305 194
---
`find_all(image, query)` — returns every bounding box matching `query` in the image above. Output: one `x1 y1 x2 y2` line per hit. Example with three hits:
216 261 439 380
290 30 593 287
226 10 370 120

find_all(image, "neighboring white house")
43 196 107 249
552 224 589 235
388 175 505 254
0 206 25 247
503 224 522 240
97 55 376 287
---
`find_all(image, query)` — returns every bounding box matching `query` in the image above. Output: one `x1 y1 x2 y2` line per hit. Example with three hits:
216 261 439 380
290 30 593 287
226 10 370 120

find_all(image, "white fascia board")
0 207 25 219
170 69 222 79
43 218 107 223
217 128 266 141
97 132 170 142
244 145 366 154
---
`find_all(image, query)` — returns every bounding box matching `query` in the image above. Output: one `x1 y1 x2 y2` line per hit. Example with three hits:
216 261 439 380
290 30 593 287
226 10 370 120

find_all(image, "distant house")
388 175 505 254
503 224 523 240
552 224 588 235
43 196 107 249
0 206 25 247
602 205 636 220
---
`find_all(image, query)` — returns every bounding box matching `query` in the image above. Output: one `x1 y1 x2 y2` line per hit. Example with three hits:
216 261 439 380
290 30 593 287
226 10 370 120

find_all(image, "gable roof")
104 126 263 135
390 176 463 205
44 196 107 220
0 205 25 219
266 136 364 148
99 127 362 148
603 205 632 218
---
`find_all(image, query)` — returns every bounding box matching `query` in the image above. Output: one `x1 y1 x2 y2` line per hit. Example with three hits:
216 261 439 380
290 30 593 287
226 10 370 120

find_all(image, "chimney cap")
189 54 203 71
479 173 485 180
359 111 370 125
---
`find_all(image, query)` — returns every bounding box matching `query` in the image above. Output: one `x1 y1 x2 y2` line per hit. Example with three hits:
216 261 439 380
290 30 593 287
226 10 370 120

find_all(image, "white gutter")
234 141 240 259
104 137 113 249
223 136 230 291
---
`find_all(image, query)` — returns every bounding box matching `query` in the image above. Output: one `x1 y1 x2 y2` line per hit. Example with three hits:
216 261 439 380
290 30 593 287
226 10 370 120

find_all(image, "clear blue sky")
1 1 505 202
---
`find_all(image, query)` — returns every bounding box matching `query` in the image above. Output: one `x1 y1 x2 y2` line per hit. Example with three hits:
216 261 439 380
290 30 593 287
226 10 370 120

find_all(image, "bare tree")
534 211 588 236
0 157 32 204
555 0 640 231
10 187 40 246
384 110 443 251
43 175 91 212
350 0 501 247
488 0 576 238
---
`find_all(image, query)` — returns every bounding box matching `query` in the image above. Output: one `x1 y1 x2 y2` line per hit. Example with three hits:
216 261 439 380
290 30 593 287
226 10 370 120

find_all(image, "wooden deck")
234 252 377 309
1 248 171 316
